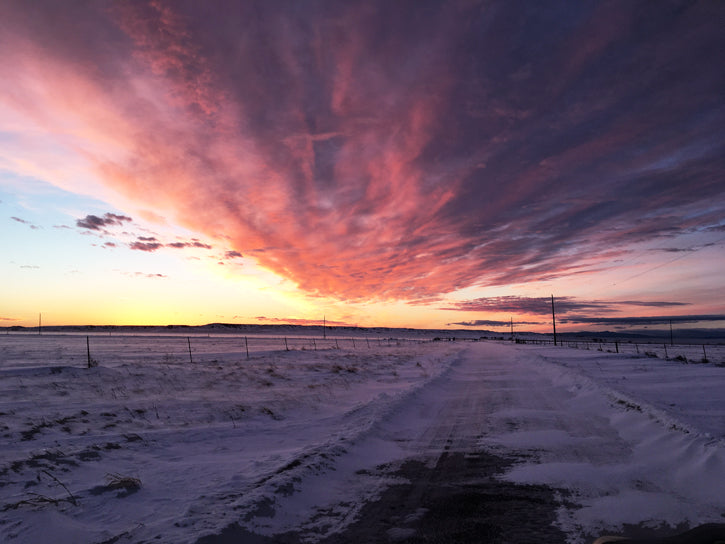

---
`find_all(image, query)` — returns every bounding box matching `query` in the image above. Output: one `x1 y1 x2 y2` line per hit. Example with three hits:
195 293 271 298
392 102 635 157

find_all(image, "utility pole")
323 315 326 339
510 317 513 340
551 295 557 346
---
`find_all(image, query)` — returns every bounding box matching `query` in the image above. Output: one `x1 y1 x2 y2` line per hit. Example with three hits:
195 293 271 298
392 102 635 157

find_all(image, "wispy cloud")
561 315 725 326
167 240 213 250
129 240 163 252
11 216 40 229
448 319 541 328
76 213 132 231
255 316 349 327
442 296 688 315
135 272 167 279
118 271 168 279
2 1 724 303
129 236 214 253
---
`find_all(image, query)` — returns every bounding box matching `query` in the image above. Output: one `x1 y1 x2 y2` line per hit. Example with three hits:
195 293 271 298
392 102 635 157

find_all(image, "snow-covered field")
1 335 724 543
0 334 461 543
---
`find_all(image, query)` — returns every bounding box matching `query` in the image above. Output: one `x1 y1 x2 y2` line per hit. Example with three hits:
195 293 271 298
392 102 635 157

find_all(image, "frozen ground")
0 335 724 543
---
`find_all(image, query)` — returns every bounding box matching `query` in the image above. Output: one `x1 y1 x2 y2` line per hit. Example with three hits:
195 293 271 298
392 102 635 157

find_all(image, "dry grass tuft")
105 472 142 492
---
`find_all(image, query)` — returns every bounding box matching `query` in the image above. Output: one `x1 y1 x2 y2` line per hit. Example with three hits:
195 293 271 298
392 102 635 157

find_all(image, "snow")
1 334 724 543
476 344 725 539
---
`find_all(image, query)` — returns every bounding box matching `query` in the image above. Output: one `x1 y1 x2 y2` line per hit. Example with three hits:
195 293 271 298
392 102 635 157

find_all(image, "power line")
611 235 725 287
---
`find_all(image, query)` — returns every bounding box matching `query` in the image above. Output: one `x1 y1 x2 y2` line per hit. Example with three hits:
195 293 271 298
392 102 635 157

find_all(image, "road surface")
198 342 725 544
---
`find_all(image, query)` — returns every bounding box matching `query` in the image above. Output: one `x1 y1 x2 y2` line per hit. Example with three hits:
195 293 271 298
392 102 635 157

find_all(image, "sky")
1 0 724 333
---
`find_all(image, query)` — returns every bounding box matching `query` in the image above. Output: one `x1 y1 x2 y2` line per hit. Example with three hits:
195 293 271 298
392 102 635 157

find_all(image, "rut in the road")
319 447 570 544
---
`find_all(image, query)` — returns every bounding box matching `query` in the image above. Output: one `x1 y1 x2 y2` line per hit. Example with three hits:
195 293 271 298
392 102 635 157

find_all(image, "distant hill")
3 323 723 344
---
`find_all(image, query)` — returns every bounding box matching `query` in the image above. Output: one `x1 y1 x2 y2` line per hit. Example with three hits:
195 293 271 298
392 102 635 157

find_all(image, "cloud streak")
129 240 163 252
76 213 132 231
561 315 725 327
442 296 689 316
2 1 724 302
255 316 350 327
448 319 541 328
11 216 40 229
167 240 213 250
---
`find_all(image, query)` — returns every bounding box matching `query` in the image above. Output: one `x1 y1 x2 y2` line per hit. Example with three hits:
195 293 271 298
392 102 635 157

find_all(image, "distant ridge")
2 323 723 343
0 323 493 338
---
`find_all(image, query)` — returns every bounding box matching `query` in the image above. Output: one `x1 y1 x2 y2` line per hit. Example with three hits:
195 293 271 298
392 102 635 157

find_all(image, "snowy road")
241 342 725 543
2 339 724 543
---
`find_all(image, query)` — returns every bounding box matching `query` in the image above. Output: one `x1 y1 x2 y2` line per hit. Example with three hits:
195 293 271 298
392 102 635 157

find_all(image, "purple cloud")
76 213 132 231
11 216 39 229
561 315 725 326
442 296 688 316
448 319 541 328
129 241 162 252
166 240 213 249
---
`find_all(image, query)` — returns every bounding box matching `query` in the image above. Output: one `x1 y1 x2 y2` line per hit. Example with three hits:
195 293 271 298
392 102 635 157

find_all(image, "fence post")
187 337 193 364
284 337 289 351
551 295 557 346
245 336 249 359
312 338 316 351
86 336 91 368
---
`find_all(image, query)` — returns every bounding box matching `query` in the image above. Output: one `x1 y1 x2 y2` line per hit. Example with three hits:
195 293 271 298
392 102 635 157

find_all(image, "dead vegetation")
104 472 141 492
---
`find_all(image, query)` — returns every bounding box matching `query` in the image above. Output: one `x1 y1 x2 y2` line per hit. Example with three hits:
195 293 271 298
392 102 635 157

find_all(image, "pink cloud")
2 1 723 305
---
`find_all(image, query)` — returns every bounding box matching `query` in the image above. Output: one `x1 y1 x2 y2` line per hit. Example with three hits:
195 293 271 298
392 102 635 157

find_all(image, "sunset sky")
1 1 724 333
